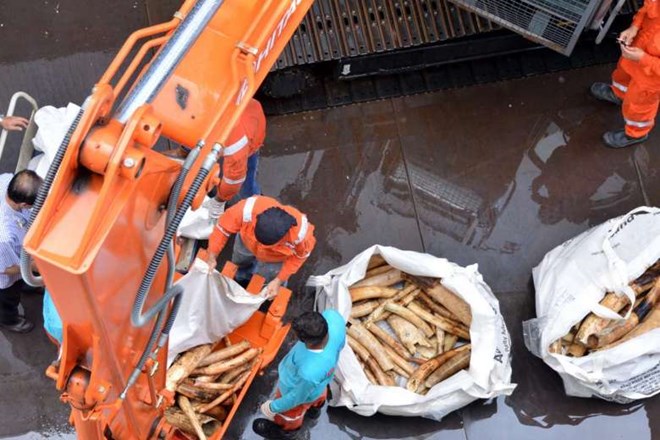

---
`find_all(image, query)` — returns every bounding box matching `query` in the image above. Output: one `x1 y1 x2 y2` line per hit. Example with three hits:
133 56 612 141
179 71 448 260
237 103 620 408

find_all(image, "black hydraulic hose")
121 144 221 398
151 145 203 351
122 285 184 399
121 293 183 399
21 109 85 287
152 251 185 352
165 144 201 286
126 205 194 329
126 144 202 375
130 144 217 328
154 293 182 351
128 298 168 382
120 145 204 397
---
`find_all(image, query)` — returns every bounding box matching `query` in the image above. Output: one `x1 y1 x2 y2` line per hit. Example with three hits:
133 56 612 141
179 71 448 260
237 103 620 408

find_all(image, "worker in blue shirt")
253 309 346 439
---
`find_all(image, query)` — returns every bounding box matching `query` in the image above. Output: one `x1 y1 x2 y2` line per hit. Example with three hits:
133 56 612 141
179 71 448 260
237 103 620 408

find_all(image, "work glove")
207 198 226 220
265 278 283 300
207 253 218 273
260 400 276 421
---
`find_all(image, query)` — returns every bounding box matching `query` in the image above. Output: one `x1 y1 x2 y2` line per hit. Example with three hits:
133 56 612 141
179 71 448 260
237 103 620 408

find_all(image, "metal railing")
0 92 39 172
593 0 628 44
449 0 603 55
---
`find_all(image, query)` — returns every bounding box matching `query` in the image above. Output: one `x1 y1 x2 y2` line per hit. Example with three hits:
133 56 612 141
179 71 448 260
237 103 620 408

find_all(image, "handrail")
98 20 180 86
113 36 170 100
97 0 199 89
595 0 627 45
115 0 225 124
0 91 39 172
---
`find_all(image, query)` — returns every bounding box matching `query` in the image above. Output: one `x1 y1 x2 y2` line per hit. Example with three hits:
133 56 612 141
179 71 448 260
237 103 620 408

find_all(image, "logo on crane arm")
236 78 249 105
254 0 302 74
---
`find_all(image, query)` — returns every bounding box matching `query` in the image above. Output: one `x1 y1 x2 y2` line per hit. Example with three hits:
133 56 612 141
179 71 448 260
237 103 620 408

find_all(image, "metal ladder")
592 0 628 45
0 92 39 172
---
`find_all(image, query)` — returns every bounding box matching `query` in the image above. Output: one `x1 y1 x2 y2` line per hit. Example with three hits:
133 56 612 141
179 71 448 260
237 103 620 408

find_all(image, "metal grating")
388 163 483 244
274 0 500 70
260 29 628 115
273 0 641 71
448 0 603 55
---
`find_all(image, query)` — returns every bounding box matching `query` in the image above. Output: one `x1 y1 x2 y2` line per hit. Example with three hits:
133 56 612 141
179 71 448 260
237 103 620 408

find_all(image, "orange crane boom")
20 0 313 438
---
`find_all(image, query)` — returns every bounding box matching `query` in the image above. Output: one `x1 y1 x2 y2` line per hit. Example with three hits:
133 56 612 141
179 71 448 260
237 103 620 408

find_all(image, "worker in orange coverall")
206 98 266 218
591 0 660 148
206 195 316 298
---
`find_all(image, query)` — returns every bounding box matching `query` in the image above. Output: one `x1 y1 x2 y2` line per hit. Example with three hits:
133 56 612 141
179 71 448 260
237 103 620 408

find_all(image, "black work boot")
590 82 623 106
0 316 34 334
252 419 299 439
304 402 325 421
603 130 648 149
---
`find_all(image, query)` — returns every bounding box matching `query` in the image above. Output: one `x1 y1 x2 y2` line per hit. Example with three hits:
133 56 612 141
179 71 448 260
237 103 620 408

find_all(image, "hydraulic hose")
21 108 85 287
165 143 202 285
130 143 219 328
121 143 221 398
121 144 202 396
152 144 203 351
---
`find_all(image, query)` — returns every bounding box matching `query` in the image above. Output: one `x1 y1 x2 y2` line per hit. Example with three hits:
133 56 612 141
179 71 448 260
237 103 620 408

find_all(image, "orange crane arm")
21 1 313 438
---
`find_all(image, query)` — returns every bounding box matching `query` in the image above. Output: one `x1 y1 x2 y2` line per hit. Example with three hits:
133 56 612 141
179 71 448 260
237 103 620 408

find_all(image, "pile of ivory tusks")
165 338 262 439
348 255 472 394
550 259 660 357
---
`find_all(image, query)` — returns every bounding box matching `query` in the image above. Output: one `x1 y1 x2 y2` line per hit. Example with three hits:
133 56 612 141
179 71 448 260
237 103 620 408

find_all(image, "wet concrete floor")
0 1 659 440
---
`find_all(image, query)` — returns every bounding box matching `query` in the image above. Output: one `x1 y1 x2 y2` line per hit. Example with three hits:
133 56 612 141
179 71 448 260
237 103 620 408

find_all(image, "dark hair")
8 170 42 205
254 207 297 246
292 312 328 346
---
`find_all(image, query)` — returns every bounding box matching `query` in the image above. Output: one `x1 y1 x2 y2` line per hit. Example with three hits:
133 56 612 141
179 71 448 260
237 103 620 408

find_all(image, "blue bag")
43 290 63 344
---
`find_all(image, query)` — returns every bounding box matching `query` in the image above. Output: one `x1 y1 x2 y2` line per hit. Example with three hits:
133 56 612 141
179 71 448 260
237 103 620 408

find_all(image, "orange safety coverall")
216 98 266 201
272 388 327 431
208 196 316 281
611 0 660 138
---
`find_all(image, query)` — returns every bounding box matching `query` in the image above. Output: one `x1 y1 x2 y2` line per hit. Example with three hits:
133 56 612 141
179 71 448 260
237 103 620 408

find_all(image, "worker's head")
254 207 297 246
292 311 328 348
7 170 42 209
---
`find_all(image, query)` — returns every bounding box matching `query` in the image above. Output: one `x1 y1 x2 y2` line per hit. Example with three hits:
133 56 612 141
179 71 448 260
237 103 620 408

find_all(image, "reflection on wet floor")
1 67 659 439
0 2 659 438
0 291 73 439
246 65 659 439
2 65 659 439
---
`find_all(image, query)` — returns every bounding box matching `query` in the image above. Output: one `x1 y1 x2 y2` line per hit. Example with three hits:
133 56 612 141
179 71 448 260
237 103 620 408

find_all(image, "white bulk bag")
524 206 660 402
28 103 82 177
308 245 516 420
167 259 267 366
177 196 218 240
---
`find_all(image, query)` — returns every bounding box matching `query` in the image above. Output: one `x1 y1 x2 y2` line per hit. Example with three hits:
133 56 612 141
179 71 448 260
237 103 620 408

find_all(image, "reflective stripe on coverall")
611 0 660 138
272 388 327 431
217 98 266 201
270 309 345 430
207 196 316 281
